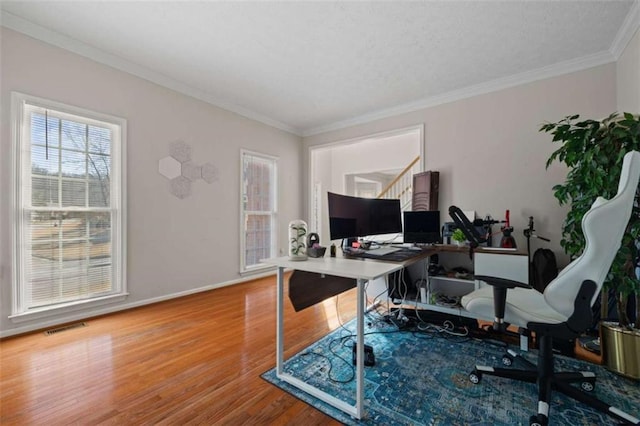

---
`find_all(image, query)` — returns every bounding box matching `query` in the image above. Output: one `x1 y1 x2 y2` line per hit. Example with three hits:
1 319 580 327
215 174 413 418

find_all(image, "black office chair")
457 151 640 426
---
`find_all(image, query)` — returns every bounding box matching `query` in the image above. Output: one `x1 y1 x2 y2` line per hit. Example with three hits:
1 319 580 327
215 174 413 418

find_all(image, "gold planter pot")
600 321 640 380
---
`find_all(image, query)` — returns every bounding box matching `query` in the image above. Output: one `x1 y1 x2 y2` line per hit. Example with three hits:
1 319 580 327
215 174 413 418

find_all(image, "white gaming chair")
461 150 640 426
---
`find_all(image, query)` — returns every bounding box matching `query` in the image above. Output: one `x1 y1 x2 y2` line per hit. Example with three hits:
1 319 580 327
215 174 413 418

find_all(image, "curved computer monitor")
327 192 402 241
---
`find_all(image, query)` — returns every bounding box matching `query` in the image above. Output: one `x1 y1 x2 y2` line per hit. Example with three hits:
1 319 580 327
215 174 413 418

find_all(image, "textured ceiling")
1 1 637 136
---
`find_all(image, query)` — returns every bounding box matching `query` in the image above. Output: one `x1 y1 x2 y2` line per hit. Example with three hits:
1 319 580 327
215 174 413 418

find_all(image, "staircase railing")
377 156 420 210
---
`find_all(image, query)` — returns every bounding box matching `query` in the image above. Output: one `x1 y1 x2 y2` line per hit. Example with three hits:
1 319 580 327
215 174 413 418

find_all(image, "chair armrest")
474 275 532 331
474 275 531 290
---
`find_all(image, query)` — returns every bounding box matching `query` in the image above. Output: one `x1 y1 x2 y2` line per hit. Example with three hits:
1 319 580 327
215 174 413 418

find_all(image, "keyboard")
347 248 424 262
366 247 401 256
379 250 424 262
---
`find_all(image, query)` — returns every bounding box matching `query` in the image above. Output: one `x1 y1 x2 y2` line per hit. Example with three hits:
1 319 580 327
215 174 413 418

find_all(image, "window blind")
13 95 126 315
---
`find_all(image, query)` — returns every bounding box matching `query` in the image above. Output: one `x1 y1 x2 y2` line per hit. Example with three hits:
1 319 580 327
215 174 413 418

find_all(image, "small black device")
403 210 441 244
352 343 375 367
428 253 441 275
442 221 457 244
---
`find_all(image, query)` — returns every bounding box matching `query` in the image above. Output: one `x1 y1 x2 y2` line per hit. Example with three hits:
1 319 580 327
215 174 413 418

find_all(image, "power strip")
389 314 410 330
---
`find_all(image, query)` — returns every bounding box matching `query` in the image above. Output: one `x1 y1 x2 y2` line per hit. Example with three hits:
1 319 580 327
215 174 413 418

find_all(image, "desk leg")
276 266 284 375
356 277 365 419
274 268 365 420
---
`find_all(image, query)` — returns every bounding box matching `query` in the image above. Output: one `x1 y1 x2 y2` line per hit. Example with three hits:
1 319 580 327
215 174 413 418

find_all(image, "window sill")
9 293 129 323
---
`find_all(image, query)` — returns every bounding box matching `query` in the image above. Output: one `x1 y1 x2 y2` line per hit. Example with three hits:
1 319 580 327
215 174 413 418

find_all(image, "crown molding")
302 50 616 137
2 9 630 139
610 0 640 60
0 11 302 136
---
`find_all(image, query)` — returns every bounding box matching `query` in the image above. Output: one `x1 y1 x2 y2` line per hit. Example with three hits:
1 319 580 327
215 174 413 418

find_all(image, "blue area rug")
262 318 640 425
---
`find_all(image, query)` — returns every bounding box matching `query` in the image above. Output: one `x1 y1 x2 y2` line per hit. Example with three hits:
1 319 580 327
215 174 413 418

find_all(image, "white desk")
262 256 403 420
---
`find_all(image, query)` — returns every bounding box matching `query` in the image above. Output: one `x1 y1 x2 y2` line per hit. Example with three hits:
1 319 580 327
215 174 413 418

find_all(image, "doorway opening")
309 125 424 244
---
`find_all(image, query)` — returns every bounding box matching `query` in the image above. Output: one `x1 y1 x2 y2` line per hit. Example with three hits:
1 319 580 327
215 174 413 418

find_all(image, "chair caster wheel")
530 414 548 426
469 371 481 384
581 380 595 392
502 354 513 366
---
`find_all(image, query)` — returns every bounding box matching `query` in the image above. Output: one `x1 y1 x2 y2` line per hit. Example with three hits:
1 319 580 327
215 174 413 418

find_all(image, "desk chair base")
468 335 640 426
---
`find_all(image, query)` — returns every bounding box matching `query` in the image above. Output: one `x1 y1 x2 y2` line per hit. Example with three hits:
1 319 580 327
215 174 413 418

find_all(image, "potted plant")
452 229 466 246
540 112 640 378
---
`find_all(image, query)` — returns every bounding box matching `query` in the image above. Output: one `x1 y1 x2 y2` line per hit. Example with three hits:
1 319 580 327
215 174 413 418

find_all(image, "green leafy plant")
540 112 640 329
452 228 466 243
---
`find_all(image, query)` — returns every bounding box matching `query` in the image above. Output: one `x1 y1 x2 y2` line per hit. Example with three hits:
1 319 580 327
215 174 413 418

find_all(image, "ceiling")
1 1 638 136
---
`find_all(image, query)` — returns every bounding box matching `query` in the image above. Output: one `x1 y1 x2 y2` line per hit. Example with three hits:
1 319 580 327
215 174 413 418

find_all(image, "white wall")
304 64 618 266
0 28 302 336
617 27 640 113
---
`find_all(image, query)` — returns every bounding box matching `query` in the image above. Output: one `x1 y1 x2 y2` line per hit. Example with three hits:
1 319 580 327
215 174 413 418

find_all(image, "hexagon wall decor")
158 141 217 199
201 162 219 184
169 140 192 163
182 161 202 181
170 176 192 199
158 156 181 180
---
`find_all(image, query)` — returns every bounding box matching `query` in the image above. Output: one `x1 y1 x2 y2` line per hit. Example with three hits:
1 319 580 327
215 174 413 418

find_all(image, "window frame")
239 149 278 274
10 92 128 321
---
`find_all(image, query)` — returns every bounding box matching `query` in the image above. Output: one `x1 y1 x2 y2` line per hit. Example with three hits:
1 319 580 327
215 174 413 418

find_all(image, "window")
11 93 126 319
240 150 277 273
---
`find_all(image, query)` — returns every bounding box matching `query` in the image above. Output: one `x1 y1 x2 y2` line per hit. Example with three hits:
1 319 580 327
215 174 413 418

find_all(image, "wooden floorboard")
0 273 358 425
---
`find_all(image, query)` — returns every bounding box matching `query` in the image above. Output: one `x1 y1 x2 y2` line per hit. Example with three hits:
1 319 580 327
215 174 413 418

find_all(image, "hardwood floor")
0 274 359 425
